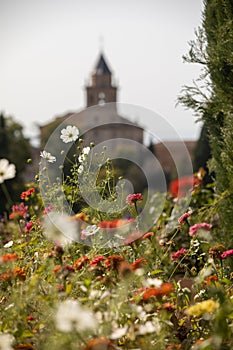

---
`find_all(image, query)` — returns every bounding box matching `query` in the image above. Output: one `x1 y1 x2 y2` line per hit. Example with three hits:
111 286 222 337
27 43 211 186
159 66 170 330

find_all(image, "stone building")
40 53 143 149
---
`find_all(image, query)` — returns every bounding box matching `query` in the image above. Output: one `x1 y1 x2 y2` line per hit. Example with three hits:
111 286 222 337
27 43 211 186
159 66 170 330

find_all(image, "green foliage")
0 113 31 213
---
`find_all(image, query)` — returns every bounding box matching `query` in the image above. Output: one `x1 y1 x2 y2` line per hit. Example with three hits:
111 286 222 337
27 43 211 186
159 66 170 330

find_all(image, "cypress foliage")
178 0 233 242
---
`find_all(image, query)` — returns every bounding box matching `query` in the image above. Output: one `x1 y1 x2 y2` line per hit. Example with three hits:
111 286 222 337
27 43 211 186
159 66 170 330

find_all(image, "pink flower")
126 193 143 205
178 212 191 224
172 248 187 260
221 249 233 259
189 223 211 237
43 205 53 214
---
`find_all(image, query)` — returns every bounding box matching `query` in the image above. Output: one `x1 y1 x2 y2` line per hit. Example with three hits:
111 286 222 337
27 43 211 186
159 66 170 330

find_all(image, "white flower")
0 333 15 350
40 150 56 163
137 320 161 335
81 225 99 240
0 159 16 184
110 326 128 340
55 299 97 333
3 240 13 248
60 125 79 143
42 211 78 246
143 277 163 288
78 146 90 162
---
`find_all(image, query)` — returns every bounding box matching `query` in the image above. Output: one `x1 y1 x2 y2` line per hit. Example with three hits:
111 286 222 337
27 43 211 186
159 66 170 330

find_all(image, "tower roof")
94 53 111 75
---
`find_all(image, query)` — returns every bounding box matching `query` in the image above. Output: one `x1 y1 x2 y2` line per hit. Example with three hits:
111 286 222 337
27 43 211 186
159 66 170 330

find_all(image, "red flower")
27 315 35 322
131 258 147 271
169 176 201 198
126 193 143 205
104 255 125 270
171 248 187 260
142 231 154 240
73 256 90 270
90 255 105 266
20 188 35 200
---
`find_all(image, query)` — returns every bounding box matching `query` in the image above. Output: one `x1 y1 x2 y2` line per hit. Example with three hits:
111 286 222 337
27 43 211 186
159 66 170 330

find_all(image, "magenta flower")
189 223 211 237
221 249 233 259
178 212 191 224
172 248 187 260
25 221 33 232
126 193 143 205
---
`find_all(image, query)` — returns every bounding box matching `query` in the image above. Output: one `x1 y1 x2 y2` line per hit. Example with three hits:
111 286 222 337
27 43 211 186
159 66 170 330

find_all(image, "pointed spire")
94 53 111 75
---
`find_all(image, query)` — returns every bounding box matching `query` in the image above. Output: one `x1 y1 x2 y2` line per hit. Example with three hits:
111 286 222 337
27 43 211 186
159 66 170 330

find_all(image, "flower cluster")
20 187 35 200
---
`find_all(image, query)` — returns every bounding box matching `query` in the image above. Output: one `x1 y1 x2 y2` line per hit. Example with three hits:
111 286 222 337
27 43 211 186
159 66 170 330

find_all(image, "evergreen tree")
178 0 233 241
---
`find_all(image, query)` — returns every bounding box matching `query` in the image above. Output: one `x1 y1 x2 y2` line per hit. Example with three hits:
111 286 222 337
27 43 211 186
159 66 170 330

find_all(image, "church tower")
86 53 118 107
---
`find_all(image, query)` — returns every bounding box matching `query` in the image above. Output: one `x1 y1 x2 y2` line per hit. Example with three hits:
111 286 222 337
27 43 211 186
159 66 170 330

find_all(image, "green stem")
1 182 13 209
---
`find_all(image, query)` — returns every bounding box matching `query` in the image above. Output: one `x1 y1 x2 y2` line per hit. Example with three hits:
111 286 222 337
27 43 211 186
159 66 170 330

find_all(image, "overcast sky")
0 0 204 145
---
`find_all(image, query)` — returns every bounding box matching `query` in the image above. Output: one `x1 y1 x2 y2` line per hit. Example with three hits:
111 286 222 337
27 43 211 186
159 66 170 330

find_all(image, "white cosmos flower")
40 150 56 163
78 164 84 174
143 277 163 288
0 159 16 184
60 125 79 143
55 299 97 333
78 146 90 162
0 333 15 350
110 326 128 340
42 211 78 246
80 224 99 240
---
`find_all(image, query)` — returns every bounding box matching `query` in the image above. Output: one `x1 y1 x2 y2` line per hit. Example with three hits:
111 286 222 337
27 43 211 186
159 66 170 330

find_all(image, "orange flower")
14 344 35 350
98 218 132 229
74 256 90 270
0 253 18 263
142 283 174 301
205 275 218 285
83 337 117 350
0 271 11 281
71 212 89 222
13 267 26 280
131 258 147 271
53 265 61 274
118 260 133 278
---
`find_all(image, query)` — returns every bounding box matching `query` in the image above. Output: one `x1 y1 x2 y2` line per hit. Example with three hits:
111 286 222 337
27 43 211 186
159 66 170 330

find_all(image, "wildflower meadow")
0 120 233 350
